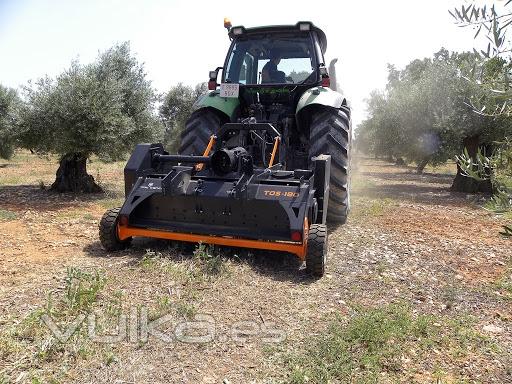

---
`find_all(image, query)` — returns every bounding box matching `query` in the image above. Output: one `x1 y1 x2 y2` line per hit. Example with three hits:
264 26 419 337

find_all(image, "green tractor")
99 20 351 276
181 21 351 223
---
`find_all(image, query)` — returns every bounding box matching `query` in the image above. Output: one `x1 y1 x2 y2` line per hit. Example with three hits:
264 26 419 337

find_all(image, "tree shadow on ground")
0 185 121 212
359 182 481 207
362 170 455 185
237 249 316 284
355 170 487 207
83 238 316 284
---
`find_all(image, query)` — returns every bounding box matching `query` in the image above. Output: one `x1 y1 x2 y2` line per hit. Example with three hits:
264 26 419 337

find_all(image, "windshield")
224 34 317 85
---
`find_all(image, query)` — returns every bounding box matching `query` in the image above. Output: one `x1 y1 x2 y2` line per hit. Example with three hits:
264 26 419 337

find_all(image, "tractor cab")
223 23 325 86
199 22 338 172
209 22 331 110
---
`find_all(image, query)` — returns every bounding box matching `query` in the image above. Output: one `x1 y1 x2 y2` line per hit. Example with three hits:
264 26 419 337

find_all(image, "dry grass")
423 160 458 176
0 153 511 383
0 150 125 194
283 304 497 384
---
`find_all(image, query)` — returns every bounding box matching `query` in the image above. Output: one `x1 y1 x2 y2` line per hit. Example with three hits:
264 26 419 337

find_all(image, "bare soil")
0 154 511 383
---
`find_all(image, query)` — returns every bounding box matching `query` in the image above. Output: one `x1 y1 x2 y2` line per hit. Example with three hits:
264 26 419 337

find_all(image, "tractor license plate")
220 83 239 98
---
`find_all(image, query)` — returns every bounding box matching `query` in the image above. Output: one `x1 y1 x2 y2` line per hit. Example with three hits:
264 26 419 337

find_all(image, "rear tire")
99 207 131 252
308 107 351 224
305 224 328 277
179 109 221 155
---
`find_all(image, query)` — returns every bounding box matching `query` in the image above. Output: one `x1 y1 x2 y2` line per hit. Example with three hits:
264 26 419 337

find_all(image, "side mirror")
319 66 330 87
208 67 223 90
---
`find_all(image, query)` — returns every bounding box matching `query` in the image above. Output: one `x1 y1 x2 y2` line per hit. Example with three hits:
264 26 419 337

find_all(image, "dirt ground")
0 153 511 383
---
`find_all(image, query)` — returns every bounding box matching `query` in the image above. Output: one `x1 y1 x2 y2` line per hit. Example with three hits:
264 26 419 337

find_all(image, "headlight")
232 27 244 35
298 22 311 31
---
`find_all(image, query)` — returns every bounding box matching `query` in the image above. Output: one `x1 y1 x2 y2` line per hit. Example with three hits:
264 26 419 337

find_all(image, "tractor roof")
228 21 327 54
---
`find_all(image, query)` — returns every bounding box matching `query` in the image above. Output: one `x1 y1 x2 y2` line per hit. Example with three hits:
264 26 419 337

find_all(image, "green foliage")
449 2 512 227
0 209 17 221
159 82 207 152
492 137 512 189
63 267 106 313
450 3 512 117
0 267 110 382
286 304 435 383
457 137 512 233
500 225 512 237
18 42 161 161
193 243 226 276
174 301 198 319
450 3 511 58
456 147 492 182
0 85 21 159
285 305 496 383
485 189 512 213
356 49 503 172
457 139 512 205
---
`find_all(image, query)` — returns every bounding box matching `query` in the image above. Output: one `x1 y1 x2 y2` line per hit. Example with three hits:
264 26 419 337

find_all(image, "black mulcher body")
99 21 351 276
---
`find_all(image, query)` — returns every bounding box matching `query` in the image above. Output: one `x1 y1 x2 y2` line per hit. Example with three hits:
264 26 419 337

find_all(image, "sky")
0 0 480 126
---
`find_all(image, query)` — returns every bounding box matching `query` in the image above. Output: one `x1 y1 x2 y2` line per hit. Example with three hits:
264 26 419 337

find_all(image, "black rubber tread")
305 224 328 276
179 110 221 155
308 107 351 224
99 207 131 252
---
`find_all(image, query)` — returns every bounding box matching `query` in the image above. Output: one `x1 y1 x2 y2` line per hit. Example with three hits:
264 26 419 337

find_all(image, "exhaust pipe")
328 58 338 92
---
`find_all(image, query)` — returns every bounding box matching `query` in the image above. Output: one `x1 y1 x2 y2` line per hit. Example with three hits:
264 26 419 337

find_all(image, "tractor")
99 20 351 276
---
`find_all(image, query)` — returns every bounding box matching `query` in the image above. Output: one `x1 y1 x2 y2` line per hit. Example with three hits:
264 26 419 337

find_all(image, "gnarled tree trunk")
416 158 429 174
451 135 493 193
50 153 102 193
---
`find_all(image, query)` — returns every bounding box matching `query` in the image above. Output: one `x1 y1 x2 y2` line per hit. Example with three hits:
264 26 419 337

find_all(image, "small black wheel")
99 207 131 251
305 224 328 277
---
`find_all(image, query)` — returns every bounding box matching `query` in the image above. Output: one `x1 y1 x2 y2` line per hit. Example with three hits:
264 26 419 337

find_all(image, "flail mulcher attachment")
100 121 331 276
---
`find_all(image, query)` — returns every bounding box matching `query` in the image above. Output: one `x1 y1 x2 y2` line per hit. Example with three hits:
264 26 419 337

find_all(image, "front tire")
308 107 351 224
305 224 328 277
99 207 131 252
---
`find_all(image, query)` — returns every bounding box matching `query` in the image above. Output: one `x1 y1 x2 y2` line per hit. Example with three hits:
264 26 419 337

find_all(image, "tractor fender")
192 91 239 121
295 87 347 114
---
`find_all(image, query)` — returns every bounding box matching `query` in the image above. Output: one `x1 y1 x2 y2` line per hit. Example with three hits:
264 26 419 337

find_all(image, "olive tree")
449 3 512 192
19 42 161 193
159 82 207 152
0 85 20 159
357 49 504 182
453 1 512 234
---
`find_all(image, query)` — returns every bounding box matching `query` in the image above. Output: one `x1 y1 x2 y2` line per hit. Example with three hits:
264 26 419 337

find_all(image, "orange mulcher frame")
117 134 308 259
195 135 216 171
268 137 280 167
117 218 309 259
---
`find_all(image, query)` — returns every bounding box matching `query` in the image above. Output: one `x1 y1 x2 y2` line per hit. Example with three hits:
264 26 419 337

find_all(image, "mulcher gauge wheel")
99 207 132 251
305 224 328 276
